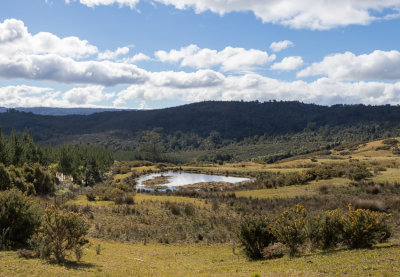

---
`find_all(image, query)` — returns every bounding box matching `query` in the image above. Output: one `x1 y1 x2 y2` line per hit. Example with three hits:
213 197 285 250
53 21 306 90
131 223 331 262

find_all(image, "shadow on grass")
303 242 400 257
57 260 99 270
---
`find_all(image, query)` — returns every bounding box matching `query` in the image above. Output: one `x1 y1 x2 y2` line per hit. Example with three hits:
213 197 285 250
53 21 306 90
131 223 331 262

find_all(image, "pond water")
137 171 250 189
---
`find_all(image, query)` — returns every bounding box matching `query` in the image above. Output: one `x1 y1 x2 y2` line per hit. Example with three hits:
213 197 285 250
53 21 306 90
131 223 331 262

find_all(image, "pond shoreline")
136 171 252 190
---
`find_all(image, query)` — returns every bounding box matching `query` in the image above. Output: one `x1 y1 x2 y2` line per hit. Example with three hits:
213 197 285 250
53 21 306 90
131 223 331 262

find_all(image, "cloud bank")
155 44 276 72
298 50 400 80
2 18 400 108
67 0 400 30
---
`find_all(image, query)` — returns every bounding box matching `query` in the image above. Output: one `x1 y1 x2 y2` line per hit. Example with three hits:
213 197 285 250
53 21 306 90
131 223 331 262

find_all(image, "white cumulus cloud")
155 0 400 30
0 19 148 86
98 46 130 60
270 40 294 52
0 19 98 59
155 44 276 72
67 1 400 30
122 53 151 63
298 50 400 80
112 69 400 106
66 0 139 9
62 85 115 105
0 85 115 107
270 56 304 71
0 53 148 86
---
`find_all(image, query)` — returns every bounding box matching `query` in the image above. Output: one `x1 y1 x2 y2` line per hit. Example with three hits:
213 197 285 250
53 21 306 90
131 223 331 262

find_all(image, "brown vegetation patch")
142 175 171 188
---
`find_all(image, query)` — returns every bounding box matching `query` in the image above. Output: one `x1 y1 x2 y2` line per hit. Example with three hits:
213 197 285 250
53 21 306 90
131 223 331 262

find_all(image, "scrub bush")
272 205 308 256
237 215 276 260
31 206 89 263
0 189 41 248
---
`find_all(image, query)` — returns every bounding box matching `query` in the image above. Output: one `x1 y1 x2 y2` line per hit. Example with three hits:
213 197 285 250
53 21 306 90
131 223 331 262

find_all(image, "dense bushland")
4 101 400 163
238 204 391 259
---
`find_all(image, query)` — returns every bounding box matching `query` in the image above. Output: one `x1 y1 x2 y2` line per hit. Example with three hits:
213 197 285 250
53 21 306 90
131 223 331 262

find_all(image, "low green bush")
237 215 276 260
341 205 391 249
0 189 42 248
319 209 344 249
31 205 89 263
271 204 308 256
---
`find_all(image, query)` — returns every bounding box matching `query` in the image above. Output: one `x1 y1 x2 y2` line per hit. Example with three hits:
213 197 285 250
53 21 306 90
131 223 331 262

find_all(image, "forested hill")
1 101 400 143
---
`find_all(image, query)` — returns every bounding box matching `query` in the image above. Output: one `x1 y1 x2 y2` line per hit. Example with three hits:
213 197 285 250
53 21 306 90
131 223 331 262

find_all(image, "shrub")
166 201 181 216
0 164 11 190
29 234 51 260
341 205 391 249
382 138 399 146
237 215 276 260
31 205 89 263
319 209 344 249
24 163 56 195
99 186 124 201
8 166 35 194
113 193 135 205
272 205 307 256
184 203 196 216
86 190 96 201
366 184 381 194
346 164 371 181
96 244 101 255
318 184 329 194
305 214 323 250
305 210 344 251
0 189 42 248
125 195 134 205
392 147 400 155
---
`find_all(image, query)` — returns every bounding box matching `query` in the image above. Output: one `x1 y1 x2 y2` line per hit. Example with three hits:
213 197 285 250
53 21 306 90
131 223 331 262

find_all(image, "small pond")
137 171 250 189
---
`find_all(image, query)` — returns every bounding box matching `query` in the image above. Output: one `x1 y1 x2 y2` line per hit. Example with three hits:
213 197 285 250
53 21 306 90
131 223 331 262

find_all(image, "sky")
1 0 400 109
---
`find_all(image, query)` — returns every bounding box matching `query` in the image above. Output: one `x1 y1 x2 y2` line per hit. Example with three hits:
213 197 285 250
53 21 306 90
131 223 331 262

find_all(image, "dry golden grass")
234 178 350 199
135 193 207 207
1 239 400 277
372 168 400 183
131 166 158 173
66 194 207 208
113 172 132 181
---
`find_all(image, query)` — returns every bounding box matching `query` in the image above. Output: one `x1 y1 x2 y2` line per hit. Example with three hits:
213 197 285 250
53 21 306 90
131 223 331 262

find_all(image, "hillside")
3 136 400 276
1 101 400 161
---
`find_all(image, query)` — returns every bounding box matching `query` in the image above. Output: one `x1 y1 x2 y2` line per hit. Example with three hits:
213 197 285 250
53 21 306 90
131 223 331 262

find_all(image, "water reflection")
137 171 250 189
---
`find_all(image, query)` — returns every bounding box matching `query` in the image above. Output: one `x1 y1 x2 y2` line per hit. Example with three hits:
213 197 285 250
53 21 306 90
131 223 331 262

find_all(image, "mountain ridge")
1 101 399 146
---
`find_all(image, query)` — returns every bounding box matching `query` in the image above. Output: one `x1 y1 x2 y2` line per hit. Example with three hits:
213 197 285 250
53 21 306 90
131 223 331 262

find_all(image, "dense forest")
1 101 400 140
2 101 400 162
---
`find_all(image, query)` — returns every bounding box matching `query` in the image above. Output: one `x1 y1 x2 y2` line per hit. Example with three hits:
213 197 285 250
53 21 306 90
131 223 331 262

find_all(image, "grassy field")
373 168 400 183
67 194 208 207
1 239 400 277
234 178 350 199
3 137 400 276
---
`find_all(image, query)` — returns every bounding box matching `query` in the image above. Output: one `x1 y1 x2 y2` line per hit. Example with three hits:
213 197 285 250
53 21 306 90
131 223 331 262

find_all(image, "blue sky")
1 0 400 109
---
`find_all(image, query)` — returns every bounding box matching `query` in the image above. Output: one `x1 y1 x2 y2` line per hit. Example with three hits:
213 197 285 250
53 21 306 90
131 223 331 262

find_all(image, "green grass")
1 239 400 276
